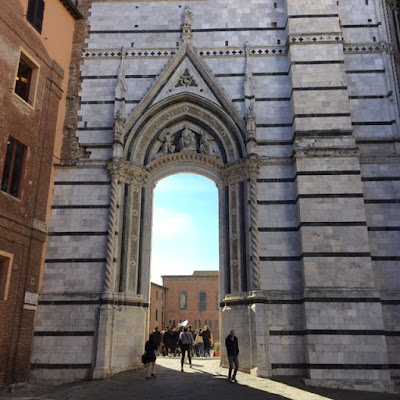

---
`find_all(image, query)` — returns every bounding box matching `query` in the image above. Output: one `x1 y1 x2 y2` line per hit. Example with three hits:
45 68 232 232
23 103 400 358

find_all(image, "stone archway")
91 92 265 378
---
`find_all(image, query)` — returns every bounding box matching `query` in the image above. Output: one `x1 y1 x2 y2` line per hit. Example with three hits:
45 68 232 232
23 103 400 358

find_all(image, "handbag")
141 353 147 364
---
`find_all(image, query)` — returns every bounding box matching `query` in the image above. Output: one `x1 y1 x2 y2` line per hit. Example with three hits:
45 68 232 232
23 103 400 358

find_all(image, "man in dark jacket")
152 327 161 355
225 330 239 382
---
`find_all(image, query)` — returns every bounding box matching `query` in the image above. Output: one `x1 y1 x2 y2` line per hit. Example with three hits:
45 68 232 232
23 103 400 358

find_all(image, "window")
156 290 158 299
179 291 187 310
15 59 32 103
199 291 207 311
14 52 39 107
0 251 13 301
1 137 26 198
155 309 158 321
27 0 45 33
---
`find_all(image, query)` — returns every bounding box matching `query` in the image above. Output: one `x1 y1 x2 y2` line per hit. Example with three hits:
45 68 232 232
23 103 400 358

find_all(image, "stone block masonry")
30 0 400 393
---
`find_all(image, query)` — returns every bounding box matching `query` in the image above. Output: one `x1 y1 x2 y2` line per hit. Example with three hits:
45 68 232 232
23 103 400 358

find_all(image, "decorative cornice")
343 41 394 54
288 33 343 45
82 46 286 59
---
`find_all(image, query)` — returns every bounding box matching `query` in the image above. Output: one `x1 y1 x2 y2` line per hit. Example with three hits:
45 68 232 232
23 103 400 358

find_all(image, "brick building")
162 271 220 342
148 282 167 334
0 0 80 388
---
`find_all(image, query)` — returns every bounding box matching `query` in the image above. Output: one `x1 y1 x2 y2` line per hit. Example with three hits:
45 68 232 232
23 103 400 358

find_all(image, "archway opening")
148 172 221 355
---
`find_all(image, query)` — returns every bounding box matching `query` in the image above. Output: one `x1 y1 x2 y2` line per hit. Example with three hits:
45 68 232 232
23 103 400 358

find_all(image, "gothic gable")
123 42 246 143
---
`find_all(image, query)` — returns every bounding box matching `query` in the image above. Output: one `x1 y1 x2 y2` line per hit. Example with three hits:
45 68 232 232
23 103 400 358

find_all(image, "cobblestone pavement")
1 357 399 400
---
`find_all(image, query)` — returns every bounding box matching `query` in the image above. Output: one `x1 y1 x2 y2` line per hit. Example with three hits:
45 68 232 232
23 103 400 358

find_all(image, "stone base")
91 367 112 380
303 378 400 394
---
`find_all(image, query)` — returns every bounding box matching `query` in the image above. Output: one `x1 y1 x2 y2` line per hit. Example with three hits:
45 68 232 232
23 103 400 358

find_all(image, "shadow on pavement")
270 376 400 400
1 358 398 400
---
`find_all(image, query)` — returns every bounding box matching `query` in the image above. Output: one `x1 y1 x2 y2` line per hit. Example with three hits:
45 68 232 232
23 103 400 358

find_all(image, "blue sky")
150 173 219 285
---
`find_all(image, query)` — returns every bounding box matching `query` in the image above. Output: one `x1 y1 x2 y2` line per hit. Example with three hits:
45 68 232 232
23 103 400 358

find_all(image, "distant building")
0 0 80 389
162 271 220 342
148 282 167 333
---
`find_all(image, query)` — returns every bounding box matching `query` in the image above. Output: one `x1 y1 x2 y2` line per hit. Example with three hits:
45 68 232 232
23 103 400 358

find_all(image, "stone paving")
1 357 399 400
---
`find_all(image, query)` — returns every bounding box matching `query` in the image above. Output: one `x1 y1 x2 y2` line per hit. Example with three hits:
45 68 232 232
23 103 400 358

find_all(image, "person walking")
194 328 204 356
152 326 161 356
144 334 157 379
179 327 194 371
170 326 179 357
201 325 211 357
225 329 239 383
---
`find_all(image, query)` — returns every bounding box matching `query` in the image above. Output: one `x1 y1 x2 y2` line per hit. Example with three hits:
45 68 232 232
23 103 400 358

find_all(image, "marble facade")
30 0 400 393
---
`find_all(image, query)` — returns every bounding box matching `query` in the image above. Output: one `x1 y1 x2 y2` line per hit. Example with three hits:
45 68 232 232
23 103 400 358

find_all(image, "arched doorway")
148 173 220 346
91 93 265 379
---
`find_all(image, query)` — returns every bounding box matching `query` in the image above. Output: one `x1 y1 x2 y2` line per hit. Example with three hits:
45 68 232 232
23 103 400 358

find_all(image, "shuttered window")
27 0 45 33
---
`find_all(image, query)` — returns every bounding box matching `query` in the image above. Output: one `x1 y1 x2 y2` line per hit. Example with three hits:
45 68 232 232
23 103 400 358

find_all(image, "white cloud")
152 207 194 238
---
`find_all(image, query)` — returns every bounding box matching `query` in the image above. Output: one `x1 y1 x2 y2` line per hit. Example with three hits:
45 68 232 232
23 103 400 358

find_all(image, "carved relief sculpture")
199 130 216 156
113 110 125 142
156 131 176 158
179 124 197 151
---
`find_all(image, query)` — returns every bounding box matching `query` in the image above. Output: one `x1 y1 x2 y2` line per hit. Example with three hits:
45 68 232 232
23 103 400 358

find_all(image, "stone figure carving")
179 125 197 151
244 42 256 103
199 130 216 156
246 106 256 135
113 110 125 142
156 131 176 157
181 6 193 42
183 6 192 27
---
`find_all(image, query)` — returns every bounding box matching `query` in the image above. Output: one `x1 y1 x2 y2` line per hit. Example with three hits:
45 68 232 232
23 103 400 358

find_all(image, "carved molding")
146 151 223 174
131 102 238 164
107 159 148 186
221 155 260 185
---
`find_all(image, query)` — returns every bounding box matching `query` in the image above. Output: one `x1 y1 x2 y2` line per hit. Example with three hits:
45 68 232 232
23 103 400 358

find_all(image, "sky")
150 173 219 285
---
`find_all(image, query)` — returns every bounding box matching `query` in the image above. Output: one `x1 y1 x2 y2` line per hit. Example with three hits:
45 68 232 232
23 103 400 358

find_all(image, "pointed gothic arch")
92 42 263 380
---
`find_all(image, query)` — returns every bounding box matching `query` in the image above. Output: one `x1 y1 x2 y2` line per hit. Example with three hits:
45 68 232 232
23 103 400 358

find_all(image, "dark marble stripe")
54 181 110 185
272 363 398 370
288 14 339 18
368 226 400 231
353 121 396 126
48 232 108 236
52 205 110 209
365 199 400 203
270 329 390 336
362 177 400 181
34 331 94 336
31 364 92 369
346 69 385 74
45 258 107 263
342 24 379 28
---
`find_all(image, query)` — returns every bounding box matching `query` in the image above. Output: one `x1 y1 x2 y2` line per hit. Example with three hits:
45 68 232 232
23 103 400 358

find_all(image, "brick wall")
162 272 220 342
0 0 73 388
148 283 167 334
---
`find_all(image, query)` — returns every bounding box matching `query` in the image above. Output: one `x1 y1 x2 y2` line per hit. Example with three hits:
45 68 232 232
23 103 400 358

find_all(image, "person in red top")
225 330 239 383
